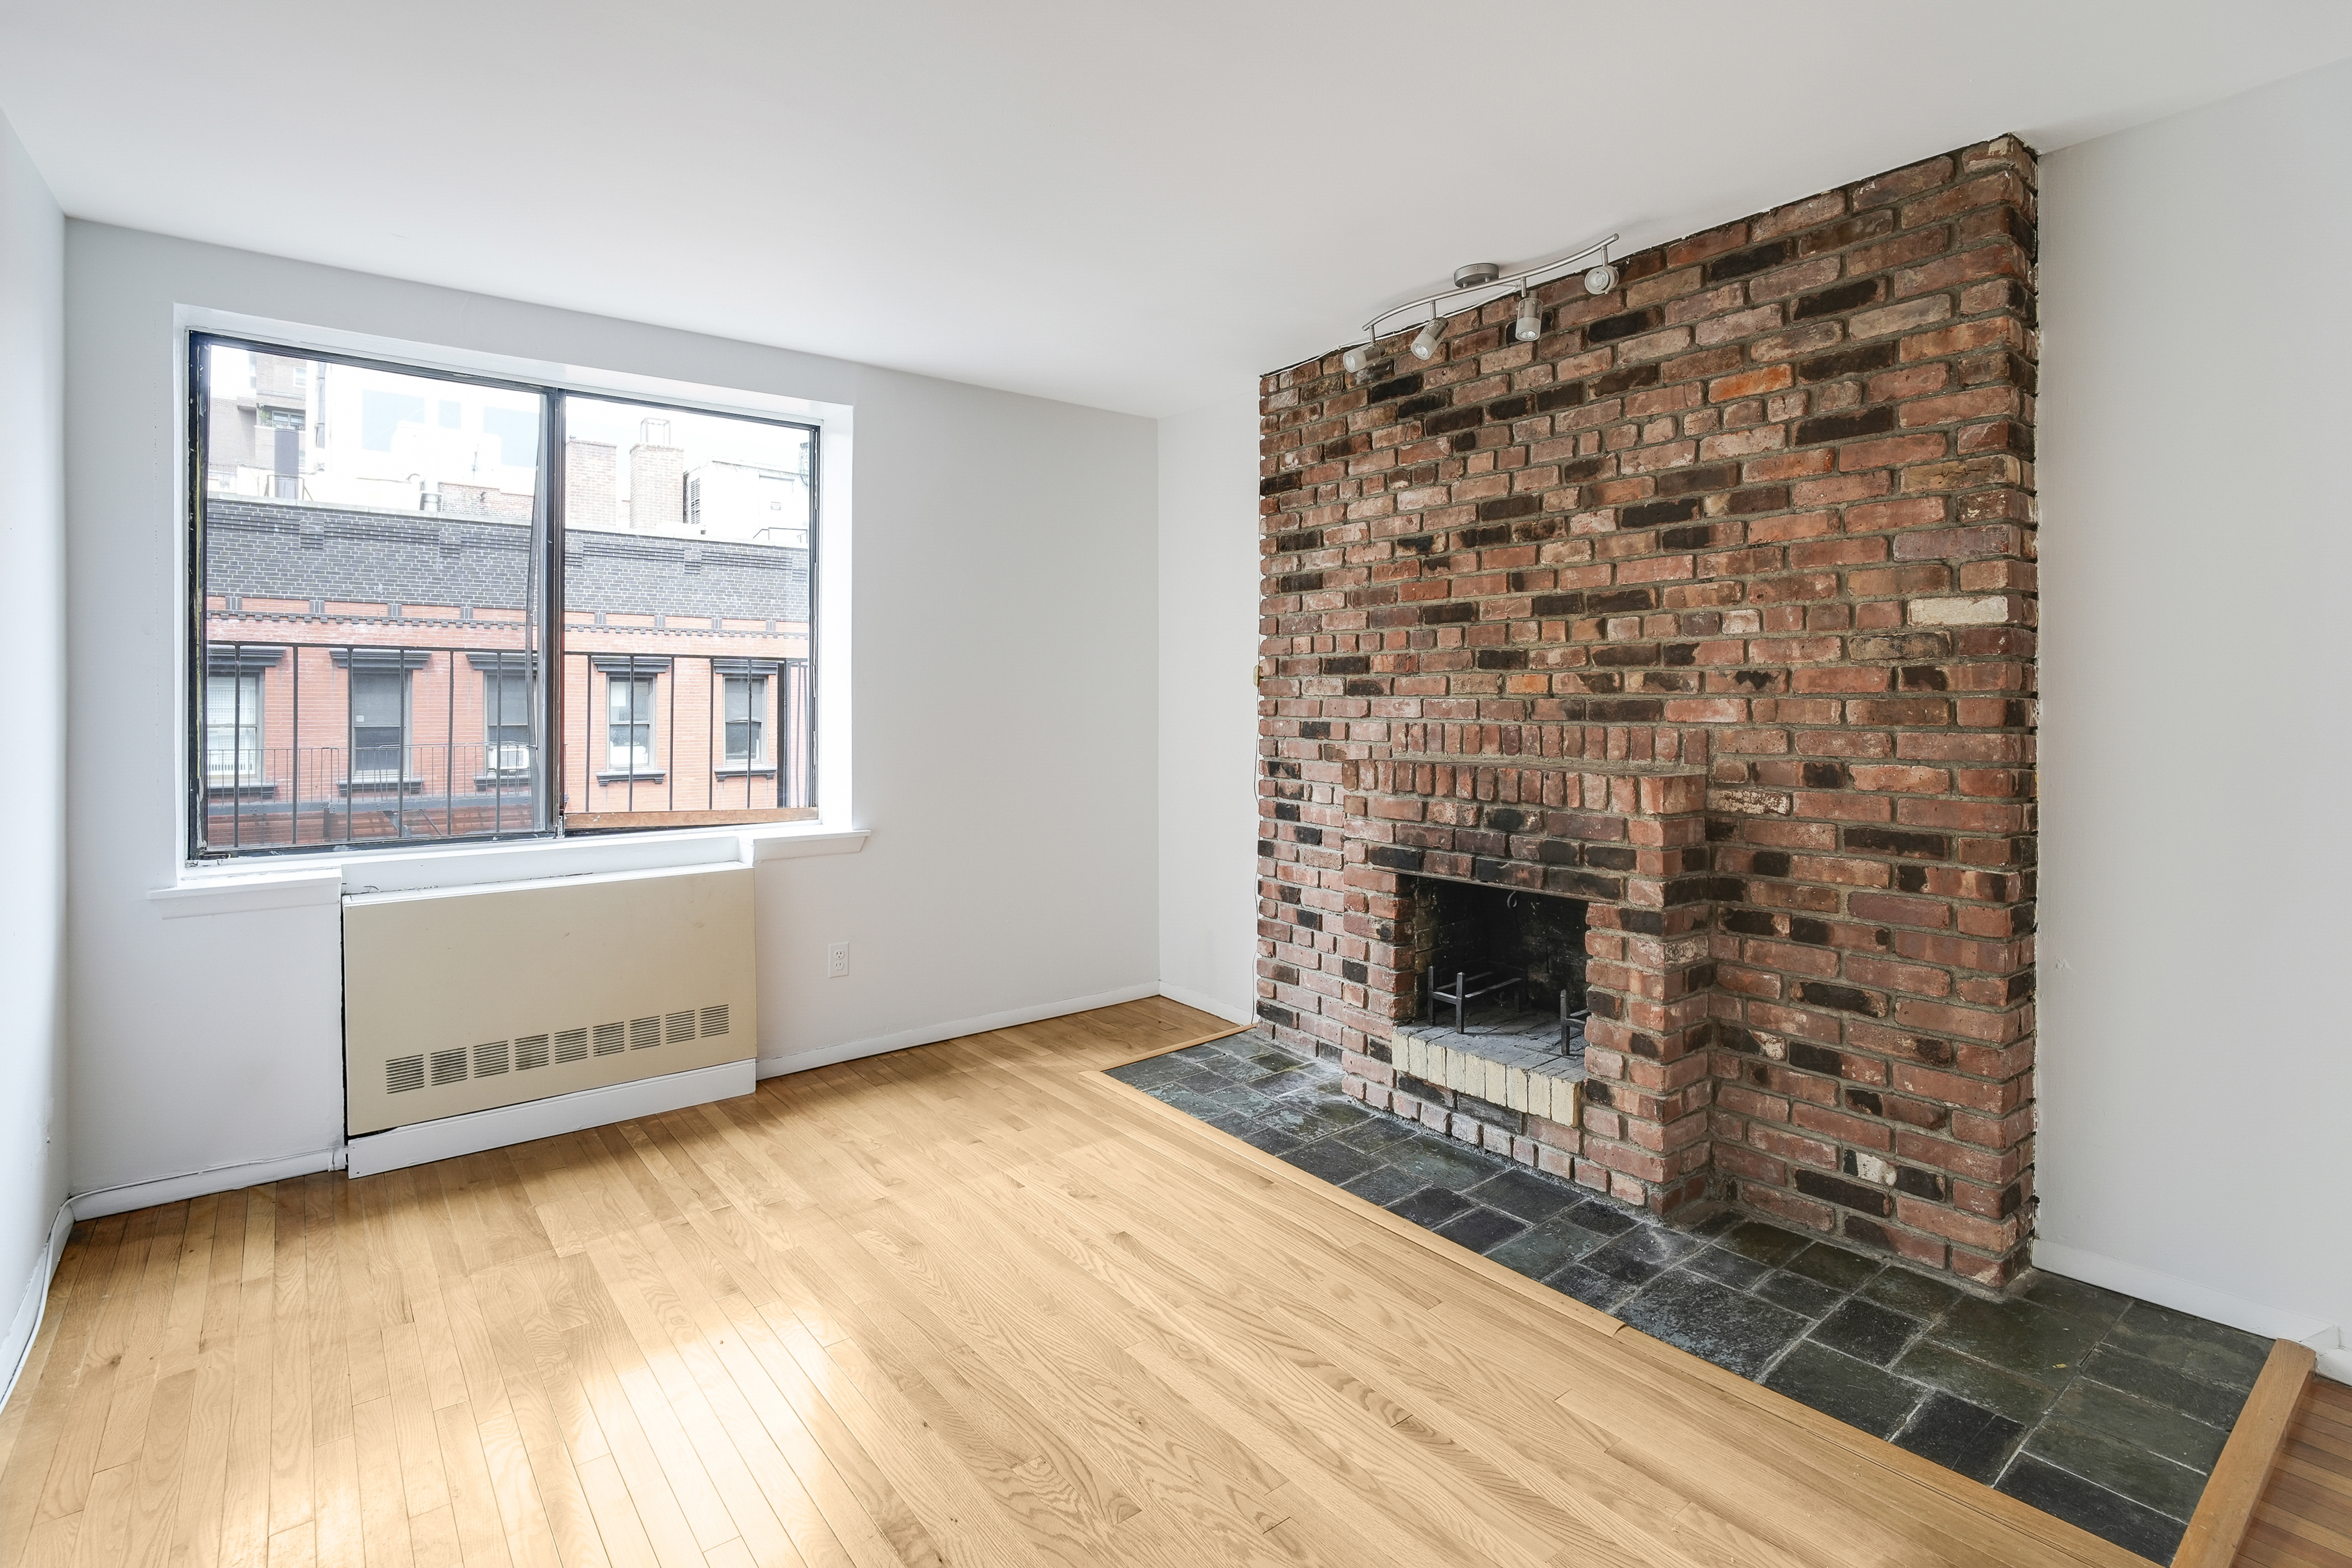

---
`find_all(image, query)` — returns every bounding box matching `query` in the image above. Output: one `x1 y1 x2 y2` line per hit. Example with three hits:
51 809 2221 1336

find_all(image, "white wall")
0 110 69 1390
1155 394 1262 1024
64 222 1158 1198
2037 57 2352 1377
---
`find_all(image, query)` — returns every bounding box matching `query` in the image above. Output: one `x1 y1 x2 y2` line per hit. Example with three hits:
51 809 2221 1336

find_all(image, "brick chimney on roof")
630 417 684 533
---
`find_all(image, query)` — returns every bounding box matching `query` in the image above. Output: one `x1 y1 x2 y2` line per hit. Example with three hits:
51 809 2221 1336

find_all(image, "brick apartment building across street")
199 486 812 852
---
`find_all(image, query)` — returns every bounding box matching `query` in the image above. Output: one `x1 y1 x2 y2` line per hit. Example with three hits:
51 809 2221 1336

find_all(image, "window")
478 657 534 776
205 671 261 788
347 667 412 786
724 673 767 767
606 672 657 775
188 333 821 857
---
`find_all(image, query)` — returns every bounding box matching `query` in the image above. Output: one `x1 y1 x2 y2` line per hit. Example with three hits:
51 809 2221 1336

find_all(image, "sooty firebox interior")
1407 877 1589 1054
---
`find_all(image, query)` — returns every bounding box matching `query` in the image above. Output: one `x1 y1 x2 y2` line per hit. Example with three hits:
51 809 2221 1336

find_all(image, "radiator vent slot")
375 998 736 1119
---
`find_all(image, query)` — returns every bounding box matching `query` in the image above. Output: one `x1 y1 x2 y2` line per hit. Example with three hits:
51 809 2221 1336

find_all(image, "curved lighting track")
1360 233 1622 340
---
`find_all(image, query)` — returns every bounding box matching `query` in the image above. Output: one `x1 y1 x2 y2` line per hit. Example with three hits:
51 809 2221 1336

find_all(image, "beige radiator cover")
343 863 756 1136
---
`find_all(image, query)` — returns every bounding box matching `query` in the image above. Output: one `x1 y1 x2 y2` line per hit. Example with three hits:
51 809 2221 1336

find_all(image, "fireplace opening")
1405 877 1590 1059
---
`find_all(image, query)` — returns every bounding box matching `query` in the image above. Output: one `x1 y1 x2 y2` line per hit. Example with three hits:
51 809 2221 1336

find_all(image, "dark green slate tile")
1338 1117 1426 1156
1754 1270 1846 1319
1486 1214 1615 1279
1436 1206 1526 1255
1560 1198 1640 1237
1763 1340 1924 1439
2078 1346 2252 1431
2019 1271 2132 1327
1547 1261 1637 1312
1810 1297 1922 1367
1783 1241 1883 1292
1714 1220 1809 1266
2048 1380 2229 1472
1465 1166 1580 1224
2023 1419 2207 1524
1895 1391 2023 1485
1998 1454 2186 1563
1235 1122 1302 1155
1862 1268 1963 1321
1930 1295 2102 1387
1686 1247 1771 1290
1618 1270 1808 1379
2105 1302 2270 1392
1280 1137 1377 1186
1340 1164 1425 1207
1893 1341 2062 1425
1383 1138 1510 1191
1388 1186 1475 1228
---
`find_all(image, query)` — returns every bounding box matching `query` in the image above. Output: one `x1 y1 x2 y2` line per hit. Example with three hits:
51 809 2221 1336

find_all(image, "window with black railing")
190 335 818 858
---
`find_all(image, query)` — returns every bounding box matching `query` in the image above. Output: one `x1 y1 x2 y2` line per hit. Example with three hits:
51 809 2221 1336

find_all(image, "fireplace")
1257 134 2041 1289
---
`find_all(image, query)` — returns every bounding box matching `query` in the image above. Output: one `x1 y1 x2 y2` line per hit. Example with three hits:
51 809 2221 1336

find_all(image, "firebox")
1408 877 1590 1054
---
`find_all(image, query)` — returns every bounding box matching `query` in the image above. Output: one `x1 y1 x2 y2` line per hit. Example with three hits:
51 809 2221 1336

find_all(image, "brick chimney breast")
1257 134 2040 1291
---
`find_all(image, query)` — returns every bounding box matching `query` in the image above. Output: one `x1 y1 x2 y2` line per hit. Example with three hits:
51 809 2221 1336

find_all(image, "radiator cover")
343 864 756 1136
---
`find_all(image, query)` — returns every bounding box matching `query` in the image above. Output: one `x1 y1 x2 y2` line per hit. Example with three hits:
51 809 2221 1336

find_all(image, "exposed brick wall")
1257 136 2038 1288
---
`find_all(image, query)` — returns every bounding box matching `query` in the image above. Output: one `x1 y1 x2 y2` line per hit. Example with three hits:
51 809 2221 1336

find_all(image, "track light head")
1410 316 1443 361
1342 344 1370 374
1583 263 1619 296
1514 292 1542 343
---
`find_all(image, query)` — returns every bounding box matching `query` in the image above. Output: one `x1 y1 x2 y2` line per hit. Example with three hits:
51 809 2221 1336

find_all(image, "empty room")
0 4 2346 1566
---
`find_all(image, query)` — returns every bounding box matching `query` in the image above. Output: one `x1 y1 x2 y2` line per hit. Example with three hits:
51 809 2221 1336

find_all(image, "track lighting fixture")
1356 234 1620 352
1410 312 1443 361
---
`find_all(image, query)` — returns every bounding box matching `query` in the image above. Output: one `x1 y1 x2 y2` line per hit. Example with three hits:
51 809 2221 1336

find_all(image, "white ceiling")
2 1 2346 418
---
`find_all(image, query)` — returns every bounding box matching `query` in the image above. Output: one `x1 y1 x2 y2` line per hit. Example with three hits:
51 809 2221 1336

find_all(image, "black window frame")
185 329 823 860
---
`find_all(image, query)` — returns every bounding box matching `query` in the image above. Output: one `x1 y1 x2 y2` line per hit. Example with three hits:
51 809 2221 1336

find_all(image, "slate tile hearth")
1109 1029 2273 1564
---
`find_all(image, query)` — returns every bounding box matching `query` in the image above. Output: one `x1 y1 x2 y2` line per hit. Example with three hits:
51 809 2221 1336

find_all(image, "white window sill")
149 821 869 917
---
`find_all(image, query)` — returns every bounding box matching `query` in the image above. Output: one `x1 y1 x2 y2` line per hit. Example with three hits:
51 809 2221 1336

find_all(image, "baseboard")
1155 981 1254 1027
0 1200 74 1412
347 1058 755 1177
2034 1239 2346 1381
757 982 1161 1078
70 1148 345 1222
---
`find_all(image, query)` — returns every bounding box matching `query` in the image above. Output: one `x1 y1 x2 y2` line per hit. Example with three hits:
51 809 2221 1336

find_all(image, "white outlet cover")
827 941 850 977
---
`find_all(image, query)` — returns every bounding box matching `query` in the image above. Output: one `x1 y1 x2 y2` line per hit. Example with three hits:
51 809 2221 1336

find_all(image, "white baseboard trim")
347 1058 755 1178
71 1148 346 1222
1155 982 1254 1027
2034 1239 2344 1371
757 982 1161 1078
1 1200 75 1411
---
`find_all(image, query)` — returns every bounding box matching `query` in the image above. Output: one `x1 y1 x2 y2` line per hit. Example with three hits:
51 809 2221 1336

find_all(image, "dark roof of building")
203 496 809 622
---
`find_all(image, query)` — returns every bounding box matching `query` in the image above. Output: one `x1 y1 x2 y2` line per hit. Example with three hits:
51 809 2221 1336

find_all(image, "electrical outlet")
826 941 850 979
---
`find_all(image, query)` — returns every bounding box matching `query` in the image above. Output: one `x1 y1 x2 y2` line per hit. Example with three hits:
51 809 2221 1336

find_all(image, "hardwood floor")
2238 1376 2352 1568
0 996 2156 1568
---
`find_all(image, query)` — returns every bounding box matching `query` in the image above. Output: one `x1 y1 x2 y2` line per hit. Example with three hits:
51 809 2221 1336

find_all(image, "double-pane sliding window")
188 333 818 858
